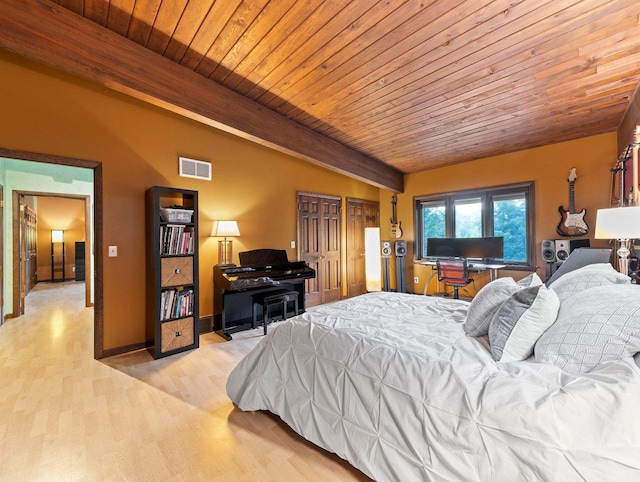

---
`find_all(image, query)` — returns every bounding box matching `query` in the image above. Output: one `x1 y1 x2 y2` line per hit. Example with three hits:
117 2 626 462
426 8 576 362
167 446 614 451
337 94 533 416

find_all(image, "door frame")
14 192 92 311
0 147 104 359
0 185 3 326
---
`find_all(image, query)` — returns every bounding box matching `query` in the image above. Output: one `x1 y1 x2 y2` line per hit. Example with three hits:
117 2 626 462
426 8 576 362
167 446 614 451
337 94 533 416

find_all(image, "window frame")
413 181 536 268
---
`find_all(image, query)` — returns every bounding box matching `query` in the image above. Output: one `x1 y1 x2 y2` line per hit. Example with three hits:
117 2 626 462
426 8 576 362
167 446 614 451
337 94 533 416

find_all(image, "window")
414 182 535 266
421 201 445 242
454 198 481 237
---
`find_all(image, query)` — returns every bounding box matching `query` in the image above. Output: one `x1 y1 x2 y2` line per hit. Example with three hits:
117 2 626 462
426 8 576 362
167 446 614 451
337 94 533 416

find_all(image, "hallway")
0 282 366 481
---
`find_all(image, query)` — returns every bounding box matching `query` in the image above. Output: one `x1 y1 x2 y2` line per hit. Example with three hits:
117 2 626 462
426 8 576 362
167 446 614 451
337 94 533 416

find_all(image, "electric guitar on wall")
390 195 403 238
557 167 589 237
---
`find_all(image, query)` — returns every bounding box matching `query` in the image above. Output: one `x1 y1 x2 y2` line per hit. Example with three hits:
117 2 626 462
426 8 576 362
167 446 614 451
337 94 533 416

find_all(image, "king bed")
227 263 640 481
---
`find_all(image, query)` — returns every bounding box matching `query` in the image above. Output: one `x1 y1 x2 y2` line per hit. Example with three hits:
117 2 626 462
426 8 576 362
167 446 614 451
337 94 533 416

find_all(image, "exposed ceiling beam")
0 0 404 192
618 81 640 157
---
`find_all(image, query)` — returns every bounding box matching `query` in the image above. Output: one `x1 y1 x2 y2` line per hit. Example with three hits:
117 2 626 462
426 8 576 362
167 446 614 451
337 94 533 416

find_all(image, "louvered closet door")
346 201 365 298
321 197 342 303
298 192 342 307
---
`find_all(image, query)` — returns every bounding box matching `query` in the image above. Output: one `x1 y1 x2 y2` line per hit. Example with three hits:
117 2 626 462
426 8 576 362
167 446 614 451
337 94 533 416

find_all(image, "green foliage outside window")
493 198 527 262
416 183 533 266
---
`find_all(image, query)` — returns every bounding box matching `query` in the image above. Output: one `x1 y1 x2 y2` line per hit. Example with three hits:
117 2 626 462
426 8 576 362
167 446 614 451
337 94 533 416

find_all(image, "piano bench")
251 290 299 335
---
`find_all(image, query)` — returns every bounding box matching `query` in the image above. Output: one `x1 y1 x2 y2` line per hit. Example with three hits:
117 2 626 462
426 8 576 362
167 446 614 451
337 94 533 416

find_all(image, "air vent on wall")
179 156 212 181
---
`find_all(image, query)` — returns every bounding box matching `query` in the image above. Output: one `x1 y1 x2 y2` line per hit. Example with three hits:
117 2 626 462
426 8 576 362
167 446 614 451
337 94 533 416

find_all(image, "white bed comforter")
226 292 640 481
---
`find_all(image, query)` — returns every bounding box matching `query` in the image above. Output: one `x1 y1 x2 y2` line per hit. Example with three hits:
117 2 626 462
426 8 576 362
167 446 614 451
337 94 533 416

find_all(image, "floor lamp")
595 206 640 274
364 227 382 292
51 229 65 282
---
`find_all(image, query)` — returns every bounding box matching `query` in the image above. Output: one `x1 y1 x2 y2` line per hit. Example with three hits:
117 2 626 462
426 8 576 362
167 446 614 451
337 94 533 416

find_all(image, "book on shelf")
159 225 194 256
160 287 194 321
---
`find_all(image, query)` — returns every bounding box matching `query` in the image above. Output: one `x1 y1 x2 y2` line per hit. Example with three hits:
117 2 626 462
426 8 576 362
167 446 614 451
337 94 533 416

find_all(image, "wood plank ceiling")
49 0 640 174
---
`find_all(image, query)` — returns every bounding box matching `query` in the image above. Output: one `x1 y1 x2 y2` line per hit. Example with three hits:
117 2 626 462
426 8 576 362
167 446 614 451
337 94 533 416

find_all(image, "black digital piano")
213 249 315 340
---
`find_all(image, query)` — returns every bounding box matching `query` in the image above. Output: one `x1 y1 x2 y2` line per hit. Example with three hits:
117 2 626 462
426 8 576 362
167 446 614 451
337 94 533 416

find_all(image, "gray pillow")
549 263 630 303
488 284 560 362
465 278 522 337
535 284 640 373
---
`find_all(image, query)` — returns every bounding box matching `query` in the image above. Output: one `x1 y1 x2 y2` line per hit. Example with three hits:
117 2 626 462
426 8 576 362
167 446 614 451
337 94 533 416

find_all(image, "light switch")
290 241 296 249
108 246 118 257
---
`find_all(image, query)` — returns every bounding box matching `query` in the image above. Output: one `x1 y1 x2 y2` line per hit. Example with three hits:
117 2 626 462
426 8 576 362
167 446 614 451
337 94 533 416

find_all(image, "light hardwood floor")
0 282 370 481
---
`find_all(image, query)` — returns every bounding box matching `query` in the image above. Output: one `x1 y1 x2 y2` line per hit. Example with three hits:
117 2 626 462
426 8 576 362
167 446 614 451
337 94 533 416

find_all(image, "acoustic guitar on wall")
557 167 589 237
390 194 403 238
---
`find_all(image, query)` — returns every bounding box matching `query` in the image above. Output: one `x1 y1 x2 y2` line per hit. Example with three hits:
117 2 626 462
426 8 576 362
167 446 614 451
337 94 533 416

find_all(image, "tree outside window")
415 182 534 266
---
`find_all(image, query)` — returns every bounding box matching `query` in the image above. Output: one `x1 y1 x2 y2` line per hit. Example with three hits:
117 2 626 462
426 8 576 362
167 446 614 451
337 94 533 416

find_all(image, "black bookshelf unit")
75 241 85 281
145 186 199 359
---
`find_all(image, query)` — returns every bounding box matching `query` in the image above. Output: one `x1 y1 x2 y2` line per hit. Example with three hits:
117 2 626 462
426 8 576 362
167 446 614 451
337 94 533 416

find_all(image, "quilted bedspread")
226 292 640 481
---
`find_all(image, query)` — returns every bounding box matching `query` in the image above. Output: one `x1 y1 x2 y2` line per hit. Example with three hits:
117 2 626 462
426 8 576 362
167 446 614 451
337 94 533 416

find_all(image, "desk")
476 263 507 281
419 260 506 295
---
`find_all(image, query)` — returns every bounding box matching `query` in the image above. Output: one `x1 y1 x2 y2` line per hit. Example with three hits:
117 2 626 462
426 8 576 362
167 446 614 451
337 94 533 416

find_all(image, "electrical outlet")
414 277 419 283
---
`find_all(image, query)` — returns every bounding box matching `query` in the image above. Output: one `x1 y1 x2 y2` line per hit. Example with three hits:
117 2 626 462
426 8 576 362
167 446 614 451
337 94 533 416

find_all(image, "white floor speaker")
555 239 570 263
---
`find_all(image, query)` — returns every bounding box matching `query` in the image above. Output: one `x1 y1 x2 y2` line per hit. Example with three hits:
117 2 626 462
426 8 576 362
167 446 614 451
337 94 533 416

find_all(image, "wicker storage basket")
161 318 194 353
160 257 193 287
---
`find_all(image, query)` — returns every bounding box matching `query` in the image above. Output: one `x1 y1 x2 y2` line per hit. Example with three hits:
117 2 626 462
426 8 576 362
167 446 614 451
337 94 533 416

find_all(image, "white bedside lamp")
595 206 640 274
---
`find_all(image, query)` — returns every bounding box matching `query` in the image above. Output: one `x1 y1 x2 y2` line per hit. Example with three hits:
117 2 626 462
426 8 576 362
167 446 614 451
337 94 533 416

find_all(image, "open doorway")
0 147 104 359
14 193 92 314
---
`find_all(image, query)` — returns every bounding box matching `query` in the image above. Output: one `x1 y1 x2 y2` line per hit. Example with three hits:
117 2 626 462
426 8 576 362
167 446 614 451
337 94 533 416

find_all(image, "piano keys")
213 250 316 340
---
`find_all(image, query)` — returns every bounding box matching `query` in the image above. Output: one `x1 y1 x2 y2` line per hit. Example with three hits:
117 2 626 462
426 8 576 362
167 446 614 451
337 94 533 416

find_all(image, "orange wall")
382 132 618 294
0 48 622 354
34 197 85 281
0 50 379 352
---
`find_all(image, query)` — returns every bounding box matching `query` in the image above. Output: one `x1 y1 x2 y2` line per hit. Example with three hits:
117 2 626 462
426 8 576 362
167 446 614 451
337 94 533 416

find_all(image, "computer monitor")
426 237 504 260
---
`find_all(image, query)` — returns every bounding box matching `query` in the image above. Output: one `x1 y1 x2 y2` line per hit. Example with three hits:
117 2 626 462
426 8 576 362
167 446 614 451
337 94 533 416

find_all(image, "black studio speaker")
395 240 407 293
381 240 392 258
541 239 556 263
568 238 590 252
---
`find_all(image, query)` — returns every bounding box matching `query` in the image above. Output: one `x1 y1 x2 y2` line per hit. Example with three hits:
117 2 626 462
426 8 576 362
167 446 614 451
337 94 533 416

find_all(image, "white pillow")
549 263 630 303
516 272 543 288
535 284 640 373
465 278 522 337
488 284 560 362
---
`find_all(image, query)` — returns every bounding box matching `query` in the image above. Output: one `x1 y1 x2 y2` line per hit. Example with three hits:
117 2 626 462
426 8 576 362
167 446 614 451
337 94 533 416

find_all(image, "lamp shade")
212 220 240 237
594 207 640 239
51 230 64 243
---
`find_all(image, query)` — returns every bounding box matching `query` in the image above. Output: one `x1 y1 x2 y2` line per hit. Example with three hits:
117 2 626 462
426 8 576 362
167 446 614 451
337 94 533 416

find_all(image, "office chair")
436 257 473 299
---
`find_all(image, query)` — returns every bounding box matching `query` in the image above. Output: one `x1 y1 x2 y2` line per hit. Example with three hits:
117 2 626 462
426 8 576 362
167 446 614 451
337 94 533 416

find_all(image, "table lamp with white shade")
594 206 640 274
212 220 240 266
